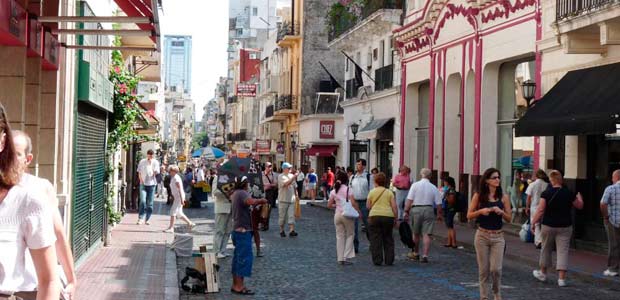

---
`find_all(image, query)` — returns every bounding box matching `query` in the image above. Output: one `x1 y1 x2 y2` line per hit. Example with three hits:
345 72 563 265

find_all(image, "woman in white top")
163 165 196 233
327 171 362 265
0 105 60 300
525 169 549 248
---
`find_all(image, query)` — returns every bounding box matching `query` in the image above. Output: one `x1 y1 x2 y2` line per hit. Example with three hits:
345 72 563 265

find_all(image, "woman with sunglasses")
0 104 60 300
467 168 512 300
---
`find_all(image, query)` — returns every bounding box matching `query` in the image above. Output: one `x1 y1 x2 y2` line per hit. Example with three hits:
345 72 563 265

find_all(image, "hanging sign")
236 84 257 97
319 120 335 139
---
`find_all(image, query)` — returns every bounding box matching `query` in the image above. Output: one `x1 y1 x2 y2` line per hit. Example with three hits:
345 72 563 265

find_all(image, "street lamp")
521 80 536 108
350 123 359 141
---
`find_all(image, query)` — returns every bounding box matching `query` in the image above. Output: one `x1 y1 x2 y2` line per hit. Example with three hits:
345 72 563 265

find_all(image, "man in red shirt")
327 167 335 194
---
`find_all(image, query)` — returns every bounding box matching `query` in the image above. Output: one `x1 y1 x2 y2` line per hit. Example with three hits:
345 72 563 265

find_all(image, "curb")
307 201 620 288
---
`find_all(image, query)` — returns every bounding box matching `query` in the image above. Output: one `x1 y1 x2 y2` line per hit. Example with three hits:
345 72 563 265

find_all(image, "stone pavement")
176 201 620 300
75 197 178 300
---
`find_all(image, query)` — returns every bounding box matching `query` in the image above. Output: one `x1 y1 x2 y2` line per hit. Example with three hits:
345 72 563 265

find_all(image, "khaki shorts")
410 206 435 235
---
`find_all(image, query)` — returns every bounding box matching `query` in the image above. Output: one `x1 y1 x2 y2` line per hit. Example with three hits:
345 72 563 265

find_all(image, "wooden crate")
193 253 220 293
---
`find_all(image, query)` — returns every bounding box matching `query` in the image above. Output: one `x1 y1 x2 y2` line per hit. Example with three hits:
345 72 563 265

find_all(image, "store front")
357 118 395 178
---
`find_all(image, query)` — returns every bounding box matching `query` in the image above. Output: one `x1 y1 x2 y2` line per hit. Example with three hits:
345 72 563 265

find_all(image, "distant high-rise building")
164 35 192 93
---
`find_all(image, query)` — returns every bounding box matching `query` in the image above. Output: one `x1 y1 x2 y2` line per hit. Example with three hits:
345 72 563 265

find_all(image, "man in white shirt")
295 167 305 200
137 149 160 225
13 130 77 299
278 162 298 237
525 170 549 248
350 159 371 253
196 166 205 183
404 168 443 263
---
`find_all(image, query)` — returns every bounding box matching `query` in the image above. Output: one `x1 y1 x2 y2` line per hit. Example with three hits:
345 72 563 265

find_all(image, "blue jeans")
354 199 369 252
139 184 156 221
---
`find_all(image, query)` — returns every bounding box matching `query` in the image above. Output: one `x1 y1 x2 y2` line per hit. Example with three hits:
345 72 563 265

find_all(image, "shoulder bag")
341 186 360 219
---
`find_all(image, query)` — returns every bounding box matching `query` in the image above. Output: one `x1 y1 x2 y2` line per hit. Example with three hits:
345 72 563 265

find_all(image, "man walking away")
278 162 298 237
601 169 620 277
137 149 160 225
13 130 77 299
351 159 371 253
163 169 173 205
404 168 443 263
155 166 164 198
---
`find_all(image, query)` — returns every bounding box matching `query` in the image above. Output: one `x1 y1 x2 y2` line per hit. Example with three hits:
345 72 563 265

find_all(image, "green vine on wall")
104 35 153 225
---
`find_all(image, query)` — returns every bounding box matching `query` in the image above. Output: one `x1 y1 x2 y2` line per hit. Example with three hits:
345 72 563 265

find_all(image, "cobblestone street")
175 202 620 300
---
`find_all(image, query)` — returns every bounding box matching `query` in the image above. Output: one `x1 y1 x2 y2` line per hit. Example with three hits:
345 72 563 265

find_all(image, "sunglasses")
489 176 501 180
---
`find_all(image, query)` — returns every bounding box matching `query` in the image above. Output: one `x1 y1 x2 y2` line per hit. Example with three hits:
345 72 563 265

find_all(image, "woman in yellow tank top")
367 173 398 266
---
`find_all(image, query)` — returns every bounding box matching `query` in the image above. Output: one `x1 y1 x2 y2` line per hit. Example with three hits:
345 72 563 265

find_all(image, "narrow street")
176 202 620 300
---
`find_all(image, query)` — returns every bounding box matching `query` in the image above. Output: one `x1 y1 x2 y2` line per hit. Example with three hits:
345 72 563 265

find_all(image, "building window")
253 7 258 16
171 41 184 47
236 28 243 36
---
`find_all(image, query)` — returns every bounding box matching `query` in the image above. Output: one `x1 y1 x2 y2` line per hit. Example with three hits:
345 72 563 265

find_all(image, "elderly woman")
367 172 398 266
0 104 60 300
163 165 196 233
392 165 411 221
532 170 583 287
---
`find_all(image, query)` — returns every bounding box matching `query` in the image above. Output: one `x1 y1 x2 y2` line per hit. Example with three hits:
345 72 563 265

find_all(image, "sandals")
231 288 255 295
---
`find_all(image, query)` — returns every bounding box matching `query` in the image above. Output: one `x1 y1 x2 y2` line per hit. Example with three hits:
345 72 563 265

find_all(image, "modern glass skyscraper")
164 35 192 94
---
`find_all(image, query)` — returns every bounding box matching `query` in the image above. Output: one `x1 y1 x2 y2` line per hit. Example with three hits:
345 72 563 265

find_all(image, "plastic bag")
520 220 534 243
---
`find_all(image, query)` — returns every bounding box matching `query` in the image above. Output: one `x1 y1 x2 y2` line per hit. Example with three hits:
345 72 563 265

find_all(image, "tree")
191 132 210 150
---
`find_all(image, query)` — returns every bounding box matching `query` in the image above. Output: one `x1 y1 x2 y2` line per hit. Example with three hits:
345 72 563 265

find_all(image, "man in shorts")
403 168 443 263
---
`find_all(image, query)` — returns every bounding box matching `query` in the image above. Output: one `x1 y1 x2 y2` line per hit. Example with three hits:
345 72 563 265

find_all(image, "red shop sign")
42 30 59 70
0 0 27 46
26 16 42 57
256 140 271 154
236 83 256 97
319 120 335 139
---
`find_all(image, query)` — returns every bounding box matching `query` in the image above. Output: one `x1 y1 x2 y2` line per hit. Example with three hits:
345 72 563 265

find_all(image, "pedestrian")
509 171 523 219
163 169 173 205
213 173 233 259
306 168 317 201
296 166 305 200
525 169 549 248
13 130 78 300
467 167 512 300
278 162 298 237
327 167 335 195
370 168 379 188
351 159 371 253
346 166 354 180
155 166 164 198
0 105 60 300
183 167 194 203
321 170 329 200
442 176 459 248
263 162 278 219
403 168 443 263
367 172 398 266
137 149 160 225
230 176 268 295
532 170 584 287
327 171 361 265
392 165 412 221
163 165 196 233
601 169 620 277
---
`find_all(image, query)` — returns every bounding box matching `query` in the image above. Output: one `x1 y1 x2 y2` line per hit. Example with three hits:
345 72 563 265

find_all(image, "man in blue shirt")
601 169 620 277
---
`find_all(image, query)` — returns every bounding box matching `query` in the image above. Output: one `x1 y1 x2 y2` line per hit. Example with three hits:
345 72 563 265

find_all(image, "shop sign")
26 16 41 57
42 31 59 70
276 142 285 154
256 140 271 154
319 120 335 139
236 84 256 97
0 0 27 46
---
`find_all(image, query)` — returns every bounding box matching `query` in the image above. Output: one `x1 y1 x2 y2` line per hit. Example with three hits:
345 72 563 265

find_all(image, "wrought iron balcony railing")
277 21 301 43
556 0 615 20
275 95 298 111
374 64 394 92
328 0 403 42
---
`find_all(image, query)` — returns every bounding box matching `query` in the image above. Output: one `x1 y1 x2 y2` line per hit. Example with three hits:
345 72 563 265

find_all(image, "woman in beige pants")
328 172 361 265
532 170 583 287
467 168 512 300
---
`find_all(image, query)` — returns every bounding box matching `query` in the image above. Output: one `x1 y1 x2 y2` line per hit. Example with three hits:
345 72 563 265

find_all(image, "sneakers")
163 228 174 233
280 231 286 237
421 256 429 263
289 231 298 237
603 269 619 277
188 223 196 231
145 221 150 225
216 253 227 259
532 270 546 282
338 261 353 265
557 279 567 287
136 219 143 225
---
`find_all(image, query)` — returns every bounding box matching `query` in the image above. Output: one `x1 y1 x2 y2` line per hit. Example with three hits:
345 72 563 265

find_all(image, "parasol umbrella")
195 146 225 159
216 157 264 199
191 149 202 158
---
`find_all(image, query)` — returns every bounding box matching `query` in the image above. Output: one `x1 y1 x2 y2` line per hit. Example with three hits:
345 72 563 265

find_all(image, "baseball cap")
235 176 248 183
282 162 292 169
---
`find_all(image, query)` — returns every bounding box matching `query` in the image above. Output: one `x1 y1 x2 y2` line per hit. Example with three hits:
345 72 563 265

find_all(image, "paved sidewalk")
75 198 178 300
309 201 620 287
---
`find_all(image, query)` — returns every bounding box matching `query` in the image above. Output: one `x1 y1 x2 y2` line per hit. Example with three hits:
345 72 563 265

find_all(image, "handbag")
295 196 302 219
260 203 271 219
341 186 359 219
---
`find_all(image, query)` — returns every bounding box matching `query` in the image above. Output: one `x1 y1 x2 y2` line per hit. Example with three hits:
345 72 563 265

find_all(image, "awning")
515 63 620 137
357 118 394 140
306 145 338 157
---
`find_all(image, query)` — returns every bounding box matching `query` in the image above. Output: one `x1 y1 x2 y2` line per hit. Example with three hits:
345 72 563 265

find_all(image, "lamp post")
350 122 359 141
521 80 536 108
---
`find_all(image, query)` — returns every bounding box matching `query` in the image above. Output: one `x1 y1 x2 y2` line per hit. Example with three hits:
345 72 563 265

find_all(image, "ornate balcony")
277 21 302 48
274 95 298 116
327 0 403 45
